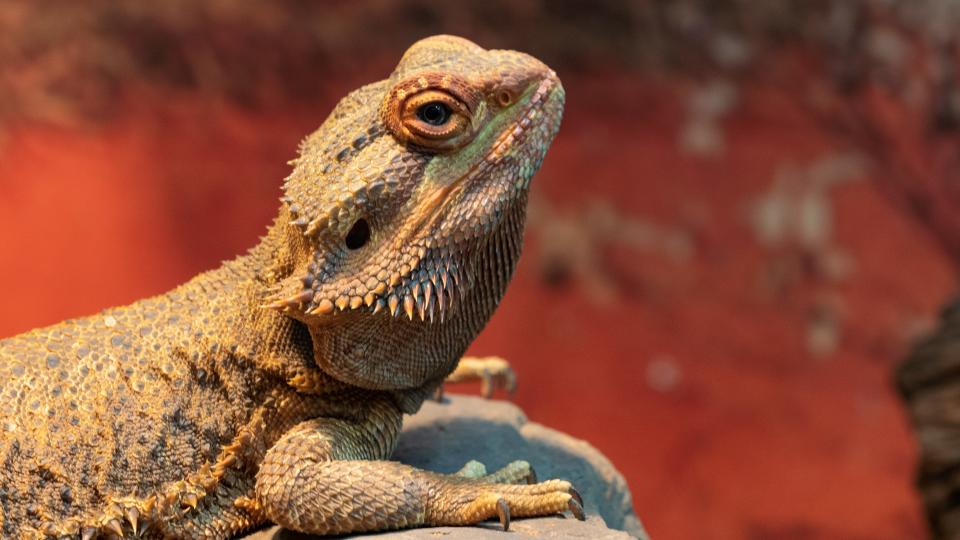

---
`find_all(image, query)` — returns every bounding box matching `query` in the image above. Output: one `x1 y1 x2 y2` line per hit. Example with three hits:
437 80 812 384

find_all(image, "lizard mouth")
405 74 560 240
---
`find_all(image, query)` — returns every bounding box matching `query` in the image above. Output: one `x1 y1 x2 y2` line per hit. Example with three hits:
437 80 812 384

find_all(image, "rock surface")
242 395 646 540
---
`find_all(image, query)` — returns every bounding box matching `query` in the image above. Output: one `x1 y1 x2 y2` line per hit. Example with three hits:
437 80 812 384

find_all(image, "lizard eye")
345 219 370 250
396 89 472 151
417 102 451 126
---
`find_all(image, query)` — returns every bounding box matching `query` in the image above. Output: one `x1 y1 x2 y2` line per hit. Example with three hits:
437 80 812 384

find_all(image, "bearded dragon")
0 35 576 539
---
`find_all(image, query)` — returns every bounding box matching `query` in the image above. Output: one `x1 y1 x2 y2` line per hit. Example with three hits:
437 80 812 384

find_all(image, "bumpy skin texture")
0 35 572 539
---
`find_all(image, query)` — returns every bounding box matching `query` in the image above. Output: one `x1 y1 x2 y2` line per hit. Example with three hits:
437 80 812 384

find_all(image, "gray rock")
256 517 634 539
242 395 646 540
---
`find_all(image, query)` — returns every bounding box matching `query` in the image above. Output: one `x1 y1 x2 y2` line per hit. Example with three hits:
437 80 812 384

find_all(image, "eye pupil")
417 102 451 126
345 219 370 250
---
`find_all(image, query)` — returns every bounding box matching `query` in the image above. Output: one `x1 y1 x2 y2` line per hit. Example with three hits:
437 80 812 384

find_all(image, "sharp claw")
481 374 493 399
568 487 584 508
567 495 585 521
496 497 511 532
182 492 199 510
525 466 538 484
104 518 124 536
125 506 140 535
81 527 97 540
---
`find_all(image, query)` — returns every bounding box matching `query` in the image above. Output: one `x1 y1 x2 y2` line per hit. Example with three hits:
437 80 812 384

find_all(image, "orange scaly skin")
0 35 574 538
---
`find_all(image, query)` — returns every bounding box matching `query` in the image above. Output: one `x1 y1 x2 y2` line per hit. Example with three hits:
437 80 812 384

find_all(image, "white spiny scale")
423 281 434 320
426 282 437 323
440 269 449 291
411 282 421 301
417 293 427 321
305 216 328 237
436 278 446 316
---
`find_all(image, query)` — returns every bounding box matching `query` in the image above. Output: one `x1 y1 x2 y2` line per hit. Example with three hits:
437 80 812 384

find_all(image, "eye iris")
417 102 451 126
345 219 370 250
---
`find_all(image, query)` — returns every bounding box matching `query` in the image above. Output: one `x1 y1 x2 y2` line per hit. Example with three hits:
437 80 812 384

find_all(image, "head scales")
266 35 565 391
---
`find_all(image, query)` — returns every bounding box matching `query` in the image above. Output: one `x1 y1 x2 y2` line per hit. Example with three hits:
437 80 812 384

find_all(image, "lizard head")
268 35 564 391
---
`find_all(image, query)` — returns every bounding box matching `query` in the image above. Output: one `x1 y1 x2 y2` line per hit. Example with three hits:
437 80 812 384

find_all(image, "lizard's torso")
0 251 369 537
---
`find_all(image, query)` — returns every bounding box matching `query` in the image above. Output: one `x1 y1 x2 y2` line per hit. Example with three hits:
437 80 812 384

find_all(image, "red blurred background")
3 2 960 539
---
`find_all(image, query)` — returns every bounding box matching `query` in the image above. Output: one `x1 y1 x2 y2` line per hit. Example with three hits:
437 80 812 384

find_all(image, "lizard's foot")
257 457 582 535
44 456 242 539
427 475 585 531
35 495 154 539
439 356 517 400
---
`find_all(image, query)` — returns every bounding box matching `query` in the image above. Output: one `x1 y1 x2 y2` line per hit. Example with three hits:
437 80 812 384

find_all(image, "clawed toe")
433 465 584 530
567 495 585 520
466 480 586 528
568 486 583 509
444 357 517 399
496 497 511 531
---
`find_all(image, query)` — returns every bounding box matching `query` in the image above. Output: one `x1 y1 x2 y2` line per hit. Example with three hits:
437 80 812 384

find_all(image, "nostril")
497 90 513 107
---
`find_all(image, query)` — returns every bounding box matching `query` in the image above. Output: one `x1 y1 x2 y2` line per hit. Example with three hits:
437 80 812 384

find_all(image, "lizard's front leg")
442 356 517 398
254 397 584 535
